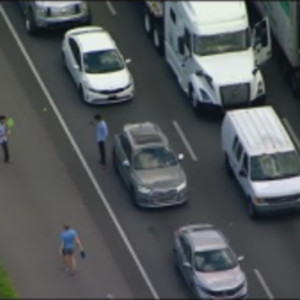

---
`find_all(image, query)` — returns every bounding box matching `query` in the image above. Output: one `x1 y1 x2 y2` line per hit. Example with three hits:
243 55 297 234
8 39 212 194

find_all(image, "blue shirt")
97 120 108 142
61 229 77 250
0 122 7 144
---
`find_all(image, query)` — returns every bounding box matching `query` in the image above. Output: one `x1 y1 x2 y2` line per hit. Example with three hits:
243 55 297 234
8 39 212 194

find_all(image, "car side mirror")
237 255 245 262
122 160 130 168
73 64 80 70
183 261 192 268
239 169 246 177
178 153 184 161
125 58 132 64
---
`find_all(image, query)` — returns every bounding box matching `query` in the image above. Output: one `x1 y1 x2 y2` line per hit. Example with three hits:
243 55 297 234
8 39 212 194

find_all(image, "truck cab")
163 1 271 111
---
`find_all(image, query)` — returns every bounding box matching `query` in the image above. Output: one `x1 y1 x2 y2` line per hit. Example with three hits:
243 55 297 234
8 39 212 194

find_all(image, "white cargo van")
222 106 300 218
143 1 272 111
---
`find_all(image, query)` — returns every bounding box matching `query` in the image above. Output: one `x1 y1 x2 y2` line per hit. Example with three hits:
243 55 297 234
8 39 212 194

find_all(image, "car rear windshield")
250 151 300 181
194 248 237 272
133 147 178 170
83 49 124 74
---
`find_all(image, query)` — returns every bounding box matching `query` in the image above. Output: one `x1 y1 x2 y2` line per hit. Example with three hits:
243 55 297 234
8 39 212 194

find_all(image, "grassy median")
0 263 17 298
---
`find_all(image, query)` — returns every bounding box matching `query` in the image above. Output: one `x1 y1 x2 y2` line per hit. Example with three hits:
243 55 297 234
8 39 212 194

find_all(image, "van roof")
227 106 295 156
184 1 246 27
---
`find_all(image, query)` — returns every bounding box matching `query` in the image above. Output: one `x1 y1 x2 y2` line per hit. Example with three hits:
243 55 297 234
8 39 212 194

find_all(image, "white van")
222 106 300 218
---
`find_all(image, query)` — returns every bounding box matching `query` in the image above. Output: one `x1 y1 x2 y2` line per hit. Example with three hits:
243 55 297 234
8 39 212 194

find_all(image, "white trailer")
143 1 272 111
254 1 300 96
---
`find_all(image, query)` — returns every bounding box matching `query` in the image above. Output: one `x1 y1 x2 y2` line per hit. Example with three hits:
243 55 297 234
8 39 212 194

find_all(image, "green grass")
0 263 17 298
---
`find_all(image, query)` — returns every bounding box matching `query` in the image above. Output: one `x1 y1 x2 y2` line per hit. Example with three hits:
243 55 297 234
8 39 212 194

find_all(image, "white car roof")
66 26 116 53
226 106 295 156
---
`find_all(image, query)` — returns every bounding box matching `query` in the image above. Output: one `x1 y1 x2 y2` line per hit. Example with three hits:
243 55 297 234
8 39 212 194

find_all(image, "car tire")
129 186 139 208
225 154 233 177
189 86 199 111
61 51 67 70
79 85 87 103
25 9 37 35
112 149 119 174
247 198 258 219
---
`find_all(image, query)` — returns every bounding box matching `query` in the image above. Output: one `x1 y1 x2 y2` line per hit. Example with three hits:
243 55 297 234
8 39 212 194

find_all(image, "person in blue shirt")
60 224 84 275
93 113 108 166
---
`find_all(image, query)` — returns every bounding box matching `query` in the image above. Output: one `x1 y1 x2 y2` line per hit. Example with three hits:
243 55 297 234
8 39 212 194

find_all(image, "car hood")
252 176 300 198
196 266 245 291
85 68 131 91
37 1 82 8
195 49 255 85
135 165 186 188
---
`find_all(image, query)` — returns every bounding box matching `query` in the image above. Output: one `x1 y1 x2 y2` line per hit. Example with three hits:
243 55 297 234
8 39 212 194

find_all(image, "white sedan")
61 26 134 104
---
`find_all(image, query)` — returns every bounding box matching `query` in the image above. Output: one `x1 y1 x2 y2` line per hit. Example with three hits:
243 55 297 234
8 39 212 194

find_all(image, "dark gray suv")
19 1 91 35
113 122 188 208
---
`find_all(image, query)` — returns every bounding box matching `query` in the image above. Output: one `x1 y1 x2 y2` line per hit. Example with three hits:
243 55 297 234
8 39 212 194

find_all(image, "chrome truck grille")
220 83 250 107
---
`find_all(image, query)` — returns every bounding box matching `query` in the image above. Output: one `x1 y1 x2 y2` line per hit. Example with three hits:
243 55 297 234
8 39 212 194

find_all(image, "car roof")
180 224 228 252
66 26 116 53
123 122 168 149
226 106 295 156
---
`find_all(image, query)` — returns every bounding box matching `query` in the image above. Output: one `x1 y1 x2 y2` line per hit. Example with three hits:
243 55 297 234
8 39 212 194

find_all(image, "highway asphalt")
2 1 300 298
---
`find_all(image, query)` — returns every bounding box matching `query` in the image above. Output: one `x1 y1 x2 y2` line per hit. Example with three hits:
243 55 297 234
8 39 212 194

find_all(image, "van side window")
170 8 176 24
242 154 248 174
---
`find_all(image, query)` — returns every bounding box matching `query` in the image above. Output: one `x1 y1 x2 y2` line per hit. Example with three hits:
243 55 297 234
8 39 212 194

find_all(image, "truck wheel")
144 11 152 34
189 86 199 111
225 154 233 177
25 9 37 35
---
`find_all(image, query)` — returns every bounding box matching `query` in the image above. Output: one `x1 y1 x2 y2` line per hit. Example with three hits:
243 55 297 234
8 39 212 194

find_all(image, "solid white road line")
0 4 159 300
282 118 300 150
106 1 117 16
254 269 274 300
172 120 198 161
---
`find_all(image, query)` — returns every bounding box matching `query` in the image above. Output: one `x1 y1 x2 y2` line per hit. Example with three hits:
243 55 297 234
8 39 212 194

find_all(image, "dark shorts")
62 248 74 256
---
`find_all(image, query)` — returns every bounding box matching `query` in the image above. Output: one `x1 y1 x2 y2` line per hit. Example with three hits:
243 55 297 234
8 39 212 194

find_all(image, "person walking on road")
93 113 108 166
0 115 10 163
59 224 85 275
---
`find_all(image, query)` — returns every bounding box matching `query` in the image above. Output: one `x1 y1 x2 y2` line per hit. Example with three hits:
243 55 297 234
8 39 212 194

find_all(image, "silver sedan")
173 224 247 299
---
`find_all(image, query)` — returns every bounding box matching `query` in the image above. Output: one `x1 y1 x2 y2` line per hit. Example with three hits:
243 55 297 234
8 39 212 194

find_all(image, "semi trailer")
143 1 272 111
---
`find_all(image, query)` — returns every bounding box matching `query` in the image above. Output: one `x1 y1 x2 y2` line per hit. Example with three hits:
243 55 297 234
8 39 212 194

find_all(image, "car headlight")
200 89 212 102
257 81 264 96
80 2 88 13
176 181 187 192
36 6 47 17
137 186 151 194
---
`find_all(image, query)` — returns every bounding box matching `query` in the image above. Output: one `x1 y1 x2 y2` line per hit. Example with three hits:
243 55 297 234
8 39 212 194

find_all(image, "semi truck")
143 1 272 111
254 1 300 97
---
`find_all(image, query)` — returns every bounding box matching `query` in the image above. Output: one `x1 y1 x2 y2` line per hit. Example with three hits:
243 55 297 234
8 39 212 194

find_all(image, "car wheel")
61 51 67 70
129 186 139 208
173 248 180 271
247 198 257 219
112 149 119 174
189 86 199 111
25 9 37 35
225 154 233 177
144 11 151 34
79 85 87 103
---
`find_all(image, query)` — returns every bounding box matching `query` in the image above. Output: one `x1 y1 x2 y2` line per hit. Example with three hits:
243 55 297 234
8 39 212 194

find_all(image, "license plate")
108 95 118 100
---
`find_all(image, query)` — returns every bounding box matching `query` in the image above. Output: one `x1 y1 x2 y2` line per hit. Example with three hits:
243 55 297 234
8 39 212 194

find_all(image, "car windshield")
83 49 124 74
193 29 250 56
133 147 178 170
251 151 300 181
194 248 237 272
